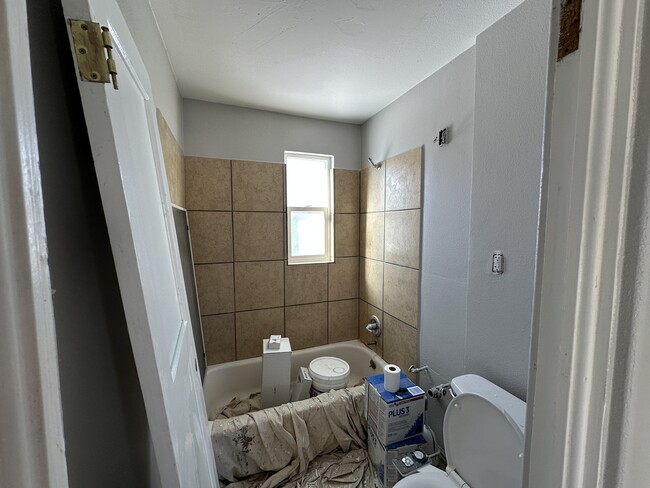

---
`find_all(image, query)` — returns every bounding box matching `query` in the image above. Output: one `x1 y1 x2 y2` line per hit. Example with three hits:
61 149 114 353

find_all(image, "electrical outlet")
492 251 504 274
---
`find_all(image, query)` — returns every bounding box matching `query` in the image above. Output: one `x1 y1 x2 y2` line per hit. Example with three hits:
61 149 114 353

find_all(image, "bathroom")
21 0 608 484
157 0 548 483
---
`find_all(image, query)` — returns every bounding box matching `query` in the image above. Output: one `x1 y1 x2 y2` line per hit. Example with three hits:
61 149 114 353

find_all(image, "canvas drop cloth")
210 385 377 487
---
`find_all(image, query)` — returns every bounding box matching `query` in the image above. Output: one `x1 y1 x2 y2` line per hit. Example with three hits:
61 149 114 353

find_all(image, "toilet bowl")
394 375 526 488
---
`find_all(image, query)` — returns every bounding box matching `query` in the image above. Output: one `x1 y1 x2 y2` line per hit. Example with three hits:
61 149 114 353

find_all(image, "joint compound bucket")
308 356 350 396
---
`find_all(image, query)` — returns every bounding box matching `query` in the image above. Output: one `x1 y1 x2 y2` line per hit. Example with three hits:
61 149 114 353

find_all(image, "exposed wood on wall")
558 0 582 60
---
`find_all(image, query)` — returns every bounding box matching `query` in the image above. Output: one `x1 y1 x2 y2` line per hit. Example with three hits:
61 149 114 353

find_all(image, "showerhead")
368 157 382 170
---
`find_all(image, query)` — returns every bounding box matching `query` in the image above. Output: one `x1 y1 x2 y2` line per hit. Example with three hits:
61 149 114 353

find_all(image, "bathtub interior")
203 339 386 415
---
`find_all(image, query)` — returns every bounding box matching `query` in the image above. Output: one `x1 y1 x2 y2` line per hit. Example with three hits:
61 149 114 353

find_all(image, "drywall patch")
558 0 581 60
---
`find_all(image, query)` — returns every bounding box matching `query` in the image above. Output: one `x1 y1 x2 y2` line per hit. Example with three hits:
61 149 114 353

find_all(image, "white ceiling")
148 0 525 124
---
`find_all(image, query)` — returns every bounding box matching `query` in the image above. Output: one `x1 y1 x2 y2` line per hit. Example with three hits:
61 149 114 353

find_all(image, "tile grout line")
383 311 419 331
358 207 420 214
230 160 238 360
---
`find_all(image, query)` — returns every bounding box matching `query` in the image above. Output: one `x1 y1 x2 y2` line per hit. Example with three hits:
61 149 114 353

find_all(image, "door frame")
0 0 68 487
525 0 649 486
6 0 649 485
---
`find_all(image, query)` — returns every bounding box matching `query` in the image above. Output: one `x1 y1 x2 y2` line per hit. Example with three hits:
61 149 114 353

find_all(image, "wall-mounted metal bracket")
433 127 449 146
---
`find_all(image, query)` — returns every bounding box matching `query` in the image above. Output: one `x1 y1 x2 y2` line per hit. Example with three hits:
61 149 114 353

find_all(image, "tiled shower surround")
185 158 360 363
358 147 422 381
182 145 422 369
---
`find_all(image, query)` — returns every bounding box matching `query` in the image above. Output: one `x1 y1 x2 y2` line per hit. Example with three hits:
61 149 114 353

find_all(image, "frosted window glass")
290 211 326 256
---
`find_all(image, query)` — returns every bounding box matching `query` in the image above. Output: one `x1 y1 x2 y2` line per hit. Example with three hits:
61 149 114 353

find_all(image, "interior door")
59 1 218 486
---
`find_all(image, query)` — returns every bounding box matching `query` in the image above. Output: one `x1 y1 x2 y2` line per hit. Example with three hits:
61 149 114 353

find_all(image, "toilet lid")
443 393 524 488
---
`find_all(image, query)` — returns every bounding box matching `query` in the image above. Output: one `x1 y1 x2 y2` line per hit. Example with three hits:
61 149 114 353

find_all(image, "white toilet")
394 374 526 488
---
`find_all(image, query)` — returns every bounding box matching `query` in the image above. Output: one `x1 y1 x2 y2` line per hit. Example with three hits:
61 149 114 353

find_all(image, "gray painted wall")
27 1 160 486
117 0 183 144
183 100 362 169
466 0 551 400
361 47 477 441
362 0 551 443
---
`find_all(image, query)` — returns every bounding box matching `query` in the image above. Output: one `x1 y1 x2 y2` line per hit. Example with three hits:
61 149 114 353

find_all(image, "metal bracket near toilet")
365 315 381 337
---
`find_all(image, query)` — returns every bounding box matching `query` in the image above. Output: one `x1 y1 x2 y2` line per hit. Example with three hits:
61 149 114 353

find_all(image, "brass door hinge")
69 19 118 89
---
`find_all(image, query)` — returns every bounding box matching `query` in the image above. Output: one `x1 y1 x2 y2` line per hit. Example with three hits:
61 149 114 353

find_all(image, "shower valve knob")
366 315 381 337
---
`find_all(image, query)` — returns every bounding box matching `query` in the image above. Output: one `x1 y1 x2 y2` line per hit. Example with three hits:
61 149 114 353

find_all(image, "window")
285 151 334 264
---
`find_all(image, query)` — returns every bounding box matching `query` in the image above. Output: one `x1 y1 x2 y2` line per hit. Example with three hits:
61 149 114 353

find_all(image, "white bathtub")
203 340 386 414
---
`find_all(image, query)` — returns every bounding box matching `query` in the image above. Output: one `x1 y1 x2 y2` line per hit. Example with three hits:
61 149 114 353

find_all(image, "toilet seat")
443 393 524 488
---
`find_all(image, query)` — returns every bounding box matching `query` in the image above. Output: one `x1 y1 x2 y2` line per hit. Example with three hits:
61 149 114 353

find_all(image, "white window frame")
285 151 334 265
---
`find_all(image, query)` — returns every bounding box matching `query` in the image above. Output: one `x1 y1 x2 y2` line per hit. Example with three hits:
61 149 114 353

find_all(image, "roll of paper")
384 364 401 393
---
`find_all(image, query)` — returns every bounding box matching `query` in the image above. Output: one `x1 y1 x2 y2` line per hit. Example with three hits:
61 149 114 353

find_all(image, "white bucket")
308 356 350 396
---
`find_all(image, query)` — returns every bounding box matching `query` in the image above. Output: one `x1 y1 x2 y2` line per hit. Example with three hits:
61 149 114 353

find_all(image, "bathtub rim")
203 339 386 413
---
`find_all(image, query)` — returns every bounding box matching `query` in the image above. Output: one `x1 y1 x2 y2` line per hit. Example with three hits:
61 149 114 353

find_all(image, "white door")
59 1 218 486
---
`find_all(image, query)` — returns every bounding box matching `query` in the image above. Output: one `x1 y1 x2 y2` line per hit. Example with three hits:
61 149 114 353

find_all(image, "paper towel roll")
383 364 401 393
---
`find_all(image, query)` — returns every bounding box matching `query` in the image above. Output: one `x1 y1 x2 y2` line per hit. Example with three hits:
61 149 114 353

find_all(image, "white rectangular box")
261 337 292 408
368 428 428 487
290 366 312 402
365 372 426 445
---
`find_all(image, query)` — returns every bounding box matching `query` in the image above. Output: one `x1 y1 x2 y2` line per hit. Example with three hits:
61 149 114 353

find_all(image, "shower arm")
367 157 382 169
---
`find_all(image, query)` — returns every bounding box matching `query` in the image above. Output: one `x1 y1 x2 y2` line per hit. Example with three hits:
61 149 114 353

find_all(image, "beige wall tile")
328 299 359 343
328 257 359 300
232 160 284 211
383 314 418 382
188 211 233 263
385 147 422 211
383 263 420 327
157 110 185 208
334 169 360 213
185 156 231 210
360 258 383 309
335 213 359 257
360 212 384 260
285 303 327 350
360 165 385 213
236 308 284 359
233 212 284 261
194 263 234 315
285 263 327 305
203 314 236 365
384 210 421 269
358 300 383 355
234 261 284 311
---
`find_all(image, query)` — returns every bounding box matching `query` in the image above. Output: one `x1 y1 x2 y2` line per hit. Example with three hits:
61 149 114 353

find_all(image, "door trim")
0 0 68 486
526 0 648 486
